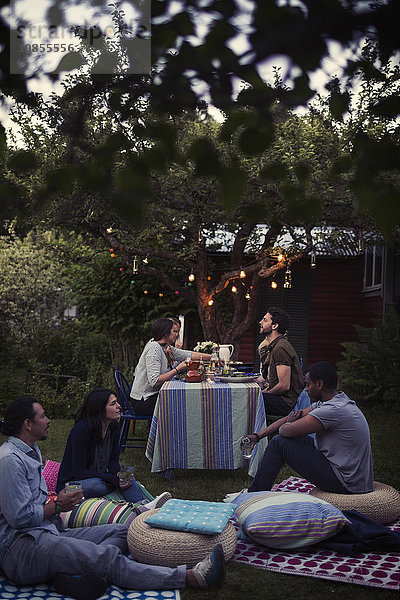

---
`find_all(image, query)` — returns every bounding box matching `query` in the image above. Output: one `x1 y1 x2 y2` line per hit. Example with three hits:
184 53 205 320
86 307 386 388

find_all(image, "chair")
114 370 153 453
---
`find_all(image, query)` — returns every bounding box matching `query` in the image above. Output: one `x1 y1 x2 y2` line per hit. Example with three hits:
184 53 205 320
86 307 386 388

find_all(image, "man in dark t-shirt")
258 306 304 416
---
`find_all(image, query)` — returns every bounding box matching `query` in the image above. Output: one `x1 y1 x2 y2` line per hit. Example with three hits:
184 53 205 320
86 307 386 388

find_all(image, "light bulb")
239 270 246 278
208 299 214 306
188 272 195 282
231 285 237 293
271 280 277 289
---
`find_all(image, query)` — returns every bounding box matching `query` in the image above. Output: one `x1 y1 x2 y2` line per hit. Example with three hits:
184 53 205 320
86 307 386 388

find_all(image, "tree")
6 92 366 353
1 0 399 235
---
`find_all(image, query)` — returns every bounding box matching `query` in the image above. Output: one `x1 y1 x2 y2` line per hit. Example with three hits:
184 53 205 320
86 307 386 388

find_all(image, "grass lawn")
1 405 399 600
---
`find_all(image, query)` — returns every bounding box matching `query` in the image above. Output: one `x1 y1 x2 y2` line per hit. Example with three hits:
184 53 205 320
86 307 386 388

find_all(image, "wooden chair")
114 370 153 453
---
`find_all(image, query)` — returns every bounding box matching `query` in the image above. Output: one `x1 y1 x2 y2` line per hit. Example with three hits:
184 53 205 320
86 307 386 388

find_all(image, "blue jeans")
248 434 350 493
79 477 147 503
262 392 292 416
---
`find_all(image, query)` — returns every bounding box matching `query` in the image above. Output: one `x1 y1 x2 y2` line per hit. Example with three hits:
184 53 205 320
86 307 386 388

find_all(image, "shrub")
338 308 400 411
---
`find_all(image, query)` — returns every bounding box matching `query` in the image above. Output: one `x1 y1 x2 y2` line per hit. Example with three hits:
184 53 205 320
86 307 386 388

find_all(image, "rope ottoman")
310 481 400 525
127 509 237 568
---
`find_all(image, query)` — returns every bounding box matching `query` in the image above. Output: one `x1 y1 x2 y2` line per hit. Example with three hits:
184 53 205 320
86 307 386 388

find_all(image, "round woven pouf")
127 509 237 568
310 481 400 525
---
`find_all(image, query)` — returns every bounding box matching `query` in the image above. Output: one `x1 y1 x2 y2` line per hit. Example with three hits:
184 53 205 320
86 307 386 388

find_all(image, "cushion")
42 460 61 492
310 481 400 525
128 509 237 568
145 499 236 534
60 497 141 529
232 490 349 550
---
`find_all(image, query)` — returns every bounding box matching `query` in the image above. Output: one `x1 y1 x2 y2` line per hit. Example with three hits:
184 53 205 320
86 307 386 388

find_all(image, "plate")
216 376 258 383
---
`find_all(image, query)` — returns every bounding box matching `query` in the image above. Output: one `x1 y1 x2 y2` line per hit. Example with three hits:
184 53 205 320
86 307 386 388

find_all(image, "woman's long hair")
75 388 119 445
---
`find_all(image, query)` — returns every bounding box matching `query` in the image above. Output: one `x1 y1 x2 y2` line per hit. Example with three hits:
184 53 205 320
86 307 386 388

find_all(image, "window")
363 246 383 291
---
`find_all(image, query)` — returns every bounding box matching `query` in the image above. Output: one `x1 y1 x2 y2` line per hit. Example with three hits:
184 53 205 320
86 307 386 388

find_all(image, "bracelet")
254 432 260 443
45 493 58 505
175 368 179 376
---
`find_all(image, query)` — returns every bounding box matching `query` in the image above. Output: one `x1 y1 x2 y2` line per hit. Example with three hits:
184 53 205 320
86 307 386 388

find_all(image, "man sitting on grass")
247 361 374 494
0 396 226 600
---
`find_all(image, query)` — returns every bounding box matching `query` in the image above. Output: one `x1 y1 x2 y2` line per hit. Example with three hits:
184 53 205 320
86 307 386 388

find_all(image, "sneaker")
51 573 108 600
145 491 172 510
191 543 226 589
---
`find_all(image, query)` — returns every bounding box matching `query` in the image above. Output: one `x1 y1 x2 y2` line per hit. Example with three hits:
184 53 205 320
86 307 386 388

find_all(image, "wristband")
175 368 179 376
253 432 260 443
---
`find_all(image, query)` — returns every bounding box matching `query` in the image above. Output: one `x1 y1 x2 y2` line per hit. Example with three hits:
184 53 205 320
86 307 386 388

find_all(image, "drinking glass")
118 466 134 486
65 481 83 505
240 436 253 459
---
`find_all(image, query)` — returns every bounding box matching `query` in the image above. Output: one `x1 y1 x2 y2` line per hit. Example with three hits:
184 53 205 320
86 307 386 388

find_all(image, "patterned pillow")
233 490 349 549
146 499 236 535
42 460 61 492
60 497 142 529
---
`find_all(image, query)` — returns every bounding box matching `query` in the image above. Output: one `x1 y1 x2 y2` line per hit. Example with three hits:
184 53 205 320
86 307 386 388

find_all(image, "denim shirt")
0 437 59 563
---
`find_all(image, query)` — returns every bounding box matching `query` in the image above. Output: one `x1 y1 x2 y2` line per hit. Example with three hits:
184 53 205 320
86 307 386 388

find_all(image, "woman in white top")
130 318 211 415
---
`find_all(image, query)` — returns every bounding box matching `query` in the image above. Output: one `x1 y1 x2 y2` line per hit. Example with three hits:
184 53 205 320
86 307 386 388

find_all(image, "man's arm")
266 364 291 395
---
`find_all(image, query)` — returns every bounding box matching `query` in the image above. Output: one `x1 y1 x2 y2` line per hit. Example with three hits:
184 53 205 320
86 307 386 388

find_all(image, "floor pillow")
60 497 143 529
232 490 349 550
145 499 236 534
42 460 61 492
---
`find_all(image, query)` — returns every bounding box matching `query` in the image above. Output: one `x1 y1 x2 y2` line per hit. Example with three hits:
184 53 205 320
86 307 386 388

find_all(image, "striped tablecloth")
145 379 268 475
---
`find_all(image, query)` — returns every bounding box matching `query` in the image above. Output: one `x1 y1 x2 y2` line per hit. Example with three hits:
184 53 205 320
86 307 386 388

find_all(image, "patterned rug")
232 477 400 590
0 576 181 600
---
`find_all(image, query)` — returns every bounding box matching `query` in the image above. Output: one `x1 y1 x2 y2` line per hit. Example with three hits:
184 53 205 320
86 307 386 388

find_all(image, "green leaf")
8 150 38 171
239 123 274 156
189 138 221 176
52 52 85 73
329 91 350 120
219 167 246 213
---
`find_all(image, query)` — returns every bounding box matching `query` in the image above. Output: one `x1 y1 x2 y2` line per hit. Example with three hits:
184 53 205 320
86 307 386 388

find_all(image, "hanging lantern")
110 253 115 258
284 267 292 289
132 256 139 274
239 270 246 278
231 285 237 293
208 299 214 306
207 275 211 280
188 272 195 282
106 223 114 234
159 292 164 297
311 250 316 269
271 280 278 289
144 289 148 295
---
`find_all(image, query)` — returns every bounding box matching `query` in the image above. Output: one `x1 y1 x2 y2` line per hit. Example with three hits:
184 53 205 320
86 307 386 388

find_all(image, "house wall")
307 256 364 367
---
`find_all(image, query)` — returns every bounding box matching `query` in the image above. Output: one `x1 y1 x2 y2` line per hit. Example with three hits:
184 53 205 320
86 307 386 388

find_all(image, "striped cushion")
233 491 349 550
60 497 141 529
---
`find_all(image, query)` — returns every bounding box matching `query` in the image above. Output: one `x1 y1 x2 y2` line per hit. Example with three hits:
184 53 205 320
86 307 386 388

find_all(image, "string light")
109 248 114 252
208 299 214 306
143 255 149 264
231 285 238 293
245 292 251 300
132 256 138 274
188 272 195 282
159 292 164 297
311 250 316 269
119 267 124 272
284 267 292 289
144 290 148 294
175 290 180 295
239 270 246 278
207 275 211 280
271 280 278 289
277 253 284 262
106 223 114 234
110 253 115 258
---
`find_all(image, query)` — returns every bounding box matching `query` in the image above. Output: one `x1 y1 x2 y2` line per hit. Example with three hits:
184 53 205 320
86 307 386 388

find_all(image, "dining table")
145 378 268 477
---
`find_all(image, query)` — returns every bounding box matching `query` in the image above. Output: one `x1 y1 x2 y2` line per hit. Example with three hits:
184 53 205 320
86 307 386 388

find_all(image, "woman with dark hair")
130 317 211 416
56 388 169 506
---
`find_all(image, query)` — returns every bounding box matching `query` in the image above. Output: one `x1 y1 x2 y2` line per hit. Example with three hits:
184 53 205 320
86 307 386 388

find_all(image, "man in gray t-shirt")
248 361 374 494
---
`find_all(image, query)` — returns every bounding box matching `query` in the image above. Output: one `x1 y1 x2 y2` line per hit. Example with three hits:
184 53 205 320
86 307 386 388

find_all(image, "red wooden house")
238 241 400 369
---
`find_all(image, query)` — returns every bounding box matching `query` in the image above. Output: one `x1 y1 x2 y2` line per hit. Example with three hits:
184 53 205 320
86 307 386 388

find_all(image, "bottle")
199 355 204 373
210 350 218 372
